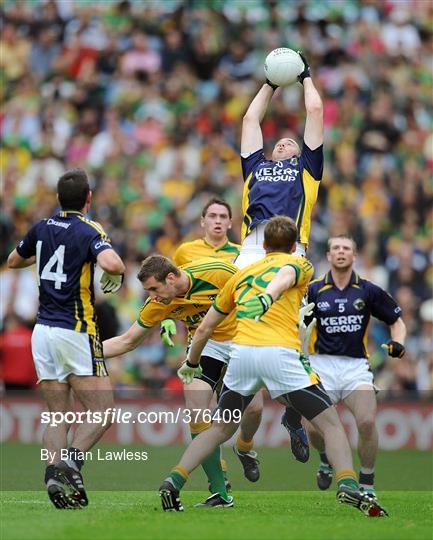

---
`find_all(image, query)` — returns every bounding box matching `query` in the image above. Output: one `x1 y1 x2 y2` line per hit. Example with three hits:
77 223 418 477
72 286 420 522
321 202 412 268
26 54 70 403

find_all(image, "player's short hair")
264 216 297 253
57 169 90 211
327 235 357 252
202 198 232 219
137 255 181 283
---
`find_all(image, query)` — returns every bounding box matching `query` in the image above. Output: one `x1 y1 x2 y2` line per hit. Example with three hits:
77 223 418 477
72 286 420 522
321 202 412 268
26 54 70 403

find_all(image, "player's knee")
357 417 376 439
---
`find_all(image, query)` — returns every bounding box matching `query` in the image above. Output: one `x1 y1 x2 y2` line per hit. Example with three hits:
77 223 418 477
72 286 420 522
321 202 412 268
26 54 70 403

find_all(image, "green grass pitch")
1 444 432 540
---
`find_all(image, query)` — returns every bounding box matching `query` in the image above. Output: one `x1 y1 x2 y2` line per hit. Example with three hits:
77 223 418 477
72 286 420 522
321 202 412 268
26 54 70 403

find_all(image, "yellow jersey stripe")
80 262 96 334
77 216 105 238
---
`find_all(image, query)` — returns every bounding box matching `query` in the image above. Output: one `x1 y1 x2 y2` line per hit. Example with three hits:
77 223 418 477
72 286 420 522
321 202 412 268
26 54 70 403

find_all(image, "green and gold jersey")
173 238 240 266
137 258 238 343
214 253 314 349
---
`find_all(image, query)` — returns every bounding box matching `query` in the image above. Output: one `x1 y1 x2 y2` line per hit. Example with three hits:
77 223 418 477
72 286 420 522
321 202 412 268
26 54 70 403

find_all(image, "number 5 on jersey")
36 241 67 290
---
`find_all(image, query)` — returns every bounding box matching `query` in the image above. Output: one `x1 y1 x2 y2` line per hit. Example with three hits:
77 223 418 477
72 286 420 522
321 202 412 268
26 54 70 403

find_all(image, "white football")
264 48 305 87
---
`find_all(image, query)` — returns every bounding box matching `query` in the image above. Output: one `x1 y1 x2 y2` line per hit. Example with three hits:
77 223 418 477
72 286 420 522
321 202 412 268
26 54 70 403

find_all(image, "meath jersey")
173 238 240 266
240 142 323 246
308 271 402 358
214 253 314 349
137 258 238 343
16 211 113 335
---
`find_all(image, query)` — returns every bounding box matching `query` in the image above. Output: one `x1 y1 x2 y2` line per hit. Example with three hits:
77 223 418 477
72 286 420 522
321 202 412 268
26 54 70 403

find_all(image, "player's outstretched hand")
298 302 315 325
177 361 203 385
238 293 273 321
381 341 405 358
297 51 311 84
160 319 176 347
100 272 124 294
265 78 278 91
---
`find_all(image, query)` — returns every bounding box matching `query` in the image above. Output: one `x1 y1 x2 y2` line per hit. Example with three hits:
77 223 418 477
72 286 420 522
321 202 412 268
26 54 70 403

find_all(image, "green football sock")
191 432 228 499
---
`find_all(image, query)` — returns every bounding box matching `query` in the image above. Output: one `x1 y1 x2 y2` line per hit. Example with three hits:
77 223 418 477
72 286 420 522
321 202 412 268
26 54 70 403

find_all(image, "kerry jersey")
16 211 113 335
214 253 314 349
241 141 323 246
308 271 402 358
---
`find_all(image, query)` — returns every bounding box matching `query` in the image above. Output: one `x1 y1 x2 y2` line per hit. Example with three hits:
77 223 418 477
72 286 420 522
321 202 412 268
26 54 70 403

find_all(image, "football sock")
190 422 228 499
167 465 189 490
220 458 228 474
44 464 56 484
319 452 331 468
66 447 84 471
336 469 358 490
283 407 303 430
359 469 375 489
236 434 254 453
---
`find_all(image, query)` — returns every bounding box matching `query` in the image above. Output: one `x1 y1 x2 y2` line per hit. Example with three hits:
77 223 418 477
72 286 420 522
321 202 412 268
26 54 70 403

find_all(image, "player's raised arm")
299 53 323 151
103 321 148 358
241 83 275 154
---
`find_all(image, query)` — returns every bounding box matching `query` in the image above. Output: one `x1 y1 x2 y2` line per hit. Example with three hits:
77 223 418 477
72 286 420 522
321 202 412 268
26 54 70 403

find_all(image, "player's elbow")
98 250 125 275
7 251 20 269
306 100 323 116
242 112 260 125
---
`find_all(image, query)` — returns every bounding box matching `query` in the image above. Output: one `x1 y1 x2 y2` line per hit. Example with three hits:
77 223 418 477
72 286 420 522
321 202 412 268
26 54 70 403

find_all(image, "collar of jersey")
58 210 84 217
326 270 359 288
203 237 229 250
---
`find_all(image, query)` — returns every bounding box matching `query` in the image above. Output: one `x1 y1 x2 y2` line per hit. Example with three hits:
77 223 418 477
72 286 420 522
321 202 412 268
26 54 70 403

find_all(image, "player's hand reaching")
160 319 176 347
298 302 316 353
297 51 311 84
237 293 273 320
265 78 278 91
177 361 203 384
100 272 124 294
381 341 405 358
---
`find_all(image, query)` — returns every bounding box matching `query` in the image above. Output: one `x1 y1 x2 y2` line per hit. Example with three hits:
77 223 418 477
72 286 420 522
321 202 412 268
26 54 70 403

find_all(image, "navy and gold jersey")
308 271 402 358
241 142 323 246
16 211 113 335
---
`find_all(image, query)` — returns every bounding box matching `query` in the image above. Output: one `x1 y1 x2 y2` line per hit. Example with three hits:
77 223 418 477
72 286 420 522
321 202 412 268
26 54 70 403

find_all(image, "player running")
7 168 125 509
158 216 387 517
103 254 261 507
301 235 406 497
161 198 262 484
237 51 323 462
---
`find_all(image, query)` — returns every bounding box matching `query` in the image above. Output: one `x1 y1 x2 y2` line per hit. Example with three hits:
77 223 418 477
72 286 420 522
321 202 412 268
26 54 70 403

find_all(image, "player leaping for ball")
236 51 323 461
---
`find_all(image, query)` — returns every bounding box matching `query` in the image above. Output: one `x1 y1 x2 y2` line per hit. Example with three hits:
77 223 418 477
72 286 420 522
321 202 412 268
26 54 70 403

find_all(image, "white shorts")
234 223 305 269
309 354 375 404
201 339 231 364
31 324 108 383
224 344 317 399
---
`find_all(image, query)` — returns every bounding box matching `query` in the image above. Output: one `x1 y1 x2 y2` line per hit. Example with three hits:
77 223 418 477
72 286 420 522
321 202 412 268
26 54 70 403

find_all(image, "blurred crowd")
1 0 432 398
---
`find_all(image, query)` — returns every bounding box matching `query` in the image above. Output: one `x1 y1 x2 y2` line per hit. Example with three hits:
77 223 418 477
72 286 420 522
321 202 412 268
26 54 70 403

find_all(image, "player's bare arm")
7 250 36 268
97 249 125 274
186 307 226 366
264 265 298 300
241 84 274 154
389 317 407 345
303 77 323 150
103 321 149 358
